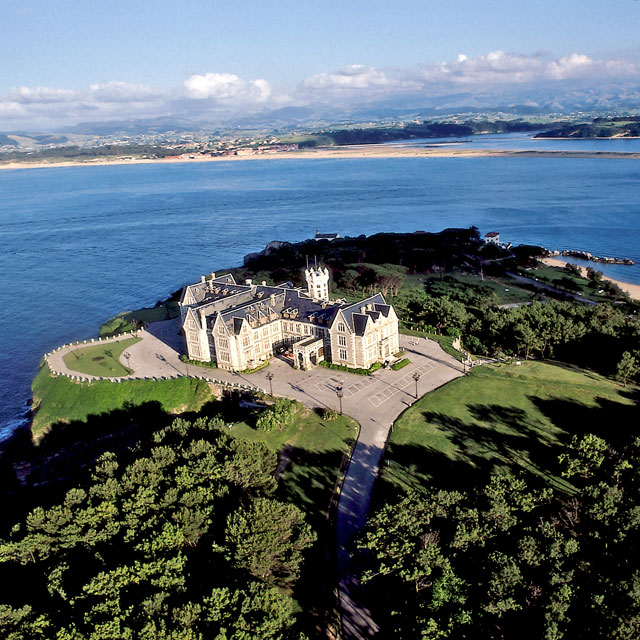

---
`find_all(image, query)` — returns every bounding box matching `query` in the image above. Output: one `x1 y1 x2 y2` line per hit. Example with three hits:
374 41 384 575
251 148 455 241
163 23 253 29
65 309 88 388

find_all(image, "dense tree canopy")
0 417 314 640
361 435 640 639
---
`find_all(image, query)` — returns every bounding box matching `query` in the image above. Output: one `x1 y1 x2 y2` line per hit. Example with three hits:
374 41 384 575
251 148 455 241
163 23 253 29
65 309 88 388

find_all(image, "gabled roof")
338 293 388 335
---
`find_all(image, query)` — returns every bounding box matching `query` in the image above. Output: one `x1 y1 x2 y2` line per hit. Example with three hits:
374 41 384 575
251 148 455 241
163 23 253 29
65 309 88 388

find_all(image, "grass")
99 302 180 337
231 402 357 520
379 361 639 501
426 272 536 305
31 363 211 440
525 265 612 302
62 337 140 376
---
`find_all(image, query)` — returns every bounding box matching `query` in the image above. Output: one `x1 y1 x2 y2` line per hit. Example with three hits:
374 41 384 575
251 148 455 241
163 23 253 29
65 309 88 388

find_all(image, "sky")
2 0 640 130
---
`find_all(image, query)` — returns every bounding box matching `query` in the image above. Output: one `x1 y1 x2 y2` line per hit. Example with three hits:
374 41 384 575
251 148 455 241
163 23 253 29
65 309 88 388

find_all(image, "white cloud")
303 64 390 90
184 72 271 102
9 86 75 103
88 81 162 102
2 51 640 130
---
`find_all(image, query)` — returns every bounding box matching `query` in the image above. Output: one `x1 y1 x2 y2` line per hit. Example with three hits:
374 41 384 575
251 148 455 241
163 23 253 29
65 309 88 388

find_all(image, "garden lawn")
62 337 140 376
380 361 638 500
31 364 211 440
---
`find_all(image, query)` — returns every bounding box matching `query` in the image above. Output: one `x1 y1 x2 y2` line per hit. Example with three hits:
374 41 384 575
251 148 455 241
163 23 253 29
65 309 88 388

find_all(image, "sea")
1 133 640 441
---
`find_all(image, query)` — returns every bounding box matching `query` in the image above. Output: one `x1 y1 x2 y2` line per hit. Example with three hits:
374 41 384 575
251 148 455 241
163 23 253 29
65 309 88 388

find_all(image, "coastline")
4 145 640 171
541 257 640 301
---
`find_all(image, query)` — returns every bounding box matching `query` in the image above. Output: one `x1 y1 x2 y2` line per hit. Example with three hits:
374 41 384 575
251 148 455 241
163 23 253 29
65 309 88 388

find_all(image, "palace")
179 266 399 371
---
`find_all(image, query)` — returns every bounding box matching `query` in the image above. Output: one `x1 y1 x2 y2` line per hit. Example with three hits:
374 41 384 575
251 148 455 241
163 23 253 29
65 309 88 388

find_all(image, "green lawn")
426 272 536 305
62 337 140 376
380 361 638 500
99 302 180 337
525 265 612 302
31 363 211 440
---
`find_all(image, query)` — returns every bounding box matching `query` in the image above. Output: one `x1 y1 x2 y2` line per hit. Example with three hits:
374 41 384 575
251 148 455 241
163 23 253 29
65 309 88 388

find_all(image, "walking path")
45 320 464 638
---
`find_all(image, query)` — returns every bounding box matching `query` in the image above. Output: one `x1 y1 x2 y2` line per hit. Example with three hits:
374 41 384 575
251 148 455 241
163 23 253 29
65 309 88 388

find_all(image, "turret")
305 266 330 301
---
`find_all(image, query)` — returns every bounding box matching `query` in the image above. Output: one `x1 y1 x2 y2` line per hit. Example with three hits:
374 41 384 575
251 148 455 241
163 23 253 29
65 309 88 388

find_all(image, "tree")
226 498 316 586
564 263 582 278
558 433 608 479
616 351 639 386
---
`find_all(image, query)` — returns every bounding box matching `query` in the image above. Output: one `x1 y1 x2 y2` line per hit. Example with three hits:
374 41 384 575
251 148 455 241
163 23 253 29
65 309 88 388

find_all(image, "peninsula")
2 229 638 640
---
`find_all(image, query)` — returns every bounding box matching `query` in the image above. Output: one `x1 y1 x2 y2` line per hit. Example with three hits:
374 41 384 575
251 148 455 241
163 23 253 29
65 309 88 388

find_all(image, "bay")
1 151 639 440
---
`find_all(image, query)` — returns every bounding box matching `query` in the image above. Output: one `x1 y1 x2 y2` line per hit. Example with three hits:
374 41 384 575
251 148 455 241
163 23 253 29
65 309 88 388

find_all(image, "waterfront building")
180 267 399 371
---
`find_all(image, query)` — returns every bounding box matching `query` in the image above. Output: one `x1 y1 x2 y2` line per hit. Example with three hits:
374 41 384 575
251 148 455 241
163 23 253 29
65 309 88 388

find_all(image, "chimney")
270 294 276 306
210 272 216 279
262 281 267 286
245 279 253 286
200 275 206 283
367 303 373 311
199 308 207 328
360 306 366 314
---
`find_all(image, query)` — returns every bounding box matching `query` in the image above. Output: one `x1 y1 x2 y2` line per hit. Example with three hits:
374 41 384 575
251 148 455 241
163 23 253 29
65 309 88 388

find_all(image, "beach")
542 257 640 301
3 144 640 171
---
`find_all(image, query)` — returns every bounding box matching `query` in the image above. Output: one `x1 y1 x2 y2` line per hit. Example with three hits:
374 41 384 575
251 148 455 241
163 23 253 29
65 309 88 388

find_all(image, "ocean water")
1 150 640 440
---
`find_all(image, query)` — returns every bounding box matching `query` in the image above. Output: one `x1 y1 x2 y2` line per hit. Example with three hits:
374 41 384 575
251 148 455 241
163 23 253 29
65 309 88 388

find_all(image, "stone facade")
180 269 399 372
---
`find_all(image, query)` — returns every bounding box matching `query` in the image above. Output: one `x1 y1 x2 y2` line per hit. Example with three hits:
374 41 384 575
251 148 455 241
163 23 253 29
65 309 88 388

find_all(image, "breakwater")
547 249 634 266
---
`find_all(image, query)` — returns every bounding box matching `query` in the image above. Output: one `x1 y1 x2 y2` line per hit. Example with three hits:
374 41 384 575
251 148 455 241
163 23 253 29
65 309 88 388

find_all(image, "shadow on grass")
377 388 639 505
276 446 349 637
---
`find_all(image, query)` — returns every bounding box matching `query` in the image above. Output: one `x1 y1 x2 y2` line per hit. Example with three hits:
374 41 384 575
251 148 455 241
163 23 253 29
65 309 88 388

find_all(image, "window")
218 326 226 335
262 327 268 337
218 338 229 349
219 351 229 362
337 322 346 333
338 335 347 347
242 337 250 347
339 348 348 360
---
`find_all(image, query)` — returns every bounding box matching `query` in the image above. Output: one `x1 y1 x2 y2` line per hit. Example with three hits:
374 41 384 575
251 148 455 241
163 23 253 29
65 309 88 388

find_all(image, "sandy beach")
3 144 640 171
542 257 640 301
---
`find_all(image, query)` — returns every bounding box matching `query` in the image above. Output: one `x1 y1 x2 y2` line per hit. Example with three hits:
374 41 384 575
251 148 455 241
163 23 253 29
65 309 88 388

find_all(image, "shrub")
256 397 295 432
322 408 340 421
391 358 410 371
242 361 269 374
463 335 488 356
319 361 380 376
180 355 217 368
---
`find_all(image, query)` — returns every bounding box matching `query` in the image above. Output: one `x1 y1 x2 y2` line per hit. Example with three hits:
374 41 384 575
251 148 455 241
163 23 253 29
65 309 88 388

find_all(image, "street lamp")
266 372 274 396
412 371 421 399
335 384 344 415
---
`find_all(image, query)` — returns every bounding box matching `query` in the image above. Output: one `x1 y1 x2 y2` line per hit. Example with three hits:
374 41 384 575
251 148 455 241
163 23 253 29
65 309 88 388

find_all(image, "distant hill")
0 134 18 146
282 120 545 148
535 116 640 139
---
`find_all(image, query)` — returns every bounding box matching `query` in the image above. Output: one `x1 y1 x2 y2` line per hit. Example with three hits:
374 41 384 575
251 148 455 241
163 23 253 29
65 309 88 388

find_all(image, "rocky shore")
547 249 634 266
